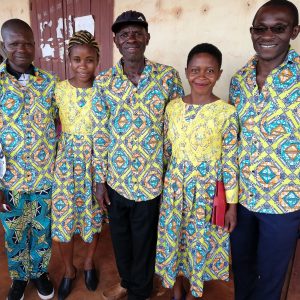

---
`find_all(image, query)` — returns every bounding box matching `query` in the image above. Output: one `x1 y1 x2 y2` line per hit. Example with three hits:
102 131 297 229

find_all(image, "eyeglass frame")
250 24 290 35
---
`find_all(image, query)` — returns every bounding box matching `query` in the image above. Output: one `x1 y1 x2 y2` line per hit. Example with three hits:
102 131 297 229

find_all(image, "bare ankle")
64 265 76 278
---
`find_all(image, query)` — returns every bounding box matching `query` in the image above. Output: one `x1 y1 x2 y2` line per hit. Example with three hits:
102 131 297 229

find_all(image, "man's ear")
146 32 151 46
146 32 150 45
217 69 223 80
291 25 300 40
2 42 7 54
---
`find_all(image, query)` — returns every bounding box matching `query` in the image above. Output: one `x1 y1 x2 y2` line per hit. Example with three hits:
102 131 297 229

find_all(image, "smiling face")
185 52 222 98
251 5 299 64
69 44 98 87
3 27 35 73
113 25 150 63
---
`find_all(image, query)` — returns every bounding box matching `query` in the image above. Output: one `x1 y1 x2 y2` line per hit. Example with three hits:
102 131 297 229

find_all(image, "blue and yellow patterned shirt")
229 48 300 214
0 62 57 193
93 59 184 201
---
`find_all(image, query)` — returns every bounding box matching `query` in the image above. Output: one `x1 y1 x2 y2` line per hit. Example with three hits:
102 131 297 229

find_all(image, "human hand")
95 183 110 212
0 190 10 213
224 204 237 233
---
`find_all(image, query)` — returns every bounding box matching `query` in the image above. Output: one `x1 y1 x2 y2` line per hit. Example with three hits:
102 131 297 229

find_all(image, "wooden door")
30 0 113 79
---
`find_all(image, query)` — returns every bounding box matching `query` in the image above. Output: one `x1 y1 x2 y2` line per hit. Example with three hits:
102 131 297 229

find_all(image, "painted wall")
113 0 300 99
0 0 30 25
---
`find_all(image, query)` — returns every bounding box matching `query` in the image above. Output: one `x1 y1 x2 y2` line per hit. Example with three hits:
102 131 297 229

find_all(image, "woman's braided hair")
68 30 100 57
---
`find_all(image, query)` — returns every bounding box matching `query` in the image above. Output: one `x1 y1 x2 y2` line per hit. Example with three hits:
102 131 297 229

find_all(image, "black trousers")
230 204 300 300
107 186 160 300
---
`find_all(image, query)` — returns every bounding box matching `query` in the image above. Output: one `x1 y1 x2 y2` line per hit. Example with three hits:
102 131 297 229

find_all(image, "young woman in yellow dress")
155 43 239 299
51 30 105 300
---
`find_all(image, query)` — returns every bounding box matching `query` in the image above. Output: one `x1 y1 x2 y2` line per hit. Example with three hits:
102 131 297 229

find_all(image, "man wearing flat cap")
93 10 184 300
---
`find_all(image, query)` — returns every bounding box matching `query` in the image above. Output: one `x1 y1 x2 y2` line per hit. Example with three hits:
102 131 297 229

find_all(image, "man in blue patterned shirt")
229 1 300 300
93 10 184 300
0 19 57 300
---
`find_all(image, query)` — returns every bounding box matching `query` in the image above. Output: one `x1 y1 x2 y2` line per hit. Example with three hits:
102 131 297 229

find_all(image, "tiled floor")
0 224 234 300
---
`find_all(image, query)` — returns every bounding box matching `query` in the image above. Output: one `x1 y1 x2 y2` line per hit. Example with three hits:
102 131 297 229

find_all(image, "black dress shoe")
58 274 76 300
84 269 98 291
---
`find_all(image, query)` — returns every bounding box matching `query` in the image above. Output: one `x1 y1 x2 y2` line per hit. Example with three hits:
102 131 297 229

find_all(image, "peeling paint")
64 15 73 37
56 18 64 39
39 20 52 35
59 42 65 60
68 15 73 36
41 43 54 58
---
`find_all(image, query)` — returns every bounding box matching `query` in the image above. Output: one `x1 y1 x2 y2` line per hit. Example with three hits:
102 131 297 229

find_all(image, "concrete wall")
0 0 30 25
114 0 300 99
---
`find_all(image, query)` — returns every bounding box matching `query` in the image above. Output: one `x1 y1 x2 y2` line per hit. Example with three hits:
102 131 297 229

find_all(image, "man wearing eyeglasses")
229 1 300 300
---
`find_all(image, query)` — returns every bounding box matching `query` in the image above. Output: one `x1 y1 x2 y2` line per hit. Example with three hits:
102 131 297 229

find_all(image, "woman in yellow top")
155 43 239 299
51 31 105 300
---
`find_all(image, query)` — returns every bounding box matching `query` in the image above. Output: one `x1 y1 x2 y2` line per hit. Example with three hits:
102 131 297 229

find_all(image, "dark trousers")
107 186 160 300
230 204 300 300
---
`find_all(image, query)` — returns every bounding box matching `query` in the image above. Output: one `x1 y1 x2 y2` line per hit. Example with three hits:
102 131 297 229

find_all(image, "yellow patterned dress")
155 98 239 297
52 80 104 243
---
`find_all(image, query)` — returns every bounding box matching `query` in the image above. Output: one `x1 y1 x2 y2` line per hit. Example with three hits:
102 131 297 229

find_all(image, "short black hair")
1 18 33 41
187 43 222 68
253 0 299 26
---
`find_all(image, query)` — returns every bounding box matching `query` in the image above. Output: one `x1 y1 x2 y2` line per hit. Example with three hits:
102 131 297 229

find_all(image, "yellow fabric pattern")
52 80 104 243
55 80 93 135
92 59 184 201
165 98 239 203
230 48 300 214
156 98 239 297
0 62 57 193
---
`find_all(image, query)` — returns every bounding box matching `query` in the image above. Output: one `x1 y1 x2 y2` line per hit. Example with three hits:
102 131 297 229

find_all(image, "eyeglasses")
250 24 289 35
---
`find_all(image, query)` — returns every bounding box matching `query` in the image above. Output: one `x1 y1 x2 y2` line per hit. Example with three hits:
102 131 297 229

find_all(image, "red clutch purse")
211 181 227 227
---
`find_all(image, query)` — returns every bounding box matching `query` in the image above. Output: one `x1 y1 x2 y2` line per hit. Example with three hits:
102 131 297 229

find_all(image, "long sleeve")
92 82 110 183
170 69 185 100
163 107 172 170
221 110 239 204
229 76 241 106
